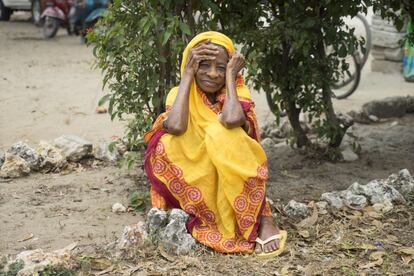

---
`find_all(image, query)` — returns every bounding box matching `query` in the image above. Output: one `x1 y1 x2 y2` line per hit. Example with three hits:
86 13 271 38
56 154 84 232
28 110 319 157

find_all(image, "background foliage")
220 1 369 148
89 0 411 164
89 0 220 150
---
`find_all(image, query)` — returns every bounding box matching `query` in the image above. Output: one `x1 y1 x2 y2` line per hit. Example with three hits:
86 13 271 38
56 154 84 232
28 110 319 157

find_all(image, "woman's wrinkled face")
195 44 229 93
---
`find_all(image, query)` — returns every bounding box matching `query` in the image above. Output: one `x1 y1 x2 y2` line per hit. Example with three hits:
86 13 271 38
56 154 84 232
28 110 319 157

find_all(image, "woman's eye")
218 66 226 72
199 63 209 69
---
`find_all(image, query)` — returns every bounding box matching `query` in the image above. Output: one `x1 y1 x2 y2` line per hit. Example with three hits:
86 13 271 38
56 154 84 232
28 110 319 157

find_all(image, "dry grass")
69 201 414 276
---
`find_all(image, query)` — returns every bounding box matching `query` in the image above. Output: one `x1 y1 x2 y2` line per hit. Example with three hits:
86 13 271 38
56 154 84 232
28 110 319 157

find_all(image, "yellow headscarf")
180 31 235 74
167 31 251 109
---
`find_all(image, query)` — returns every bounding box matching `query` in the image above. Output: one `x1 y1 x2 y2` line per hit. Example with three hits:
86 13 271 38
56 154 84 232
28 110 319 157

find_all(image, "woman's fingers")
191 46 219 57
229 53 245 68
194 40 217 50
187 46 218 68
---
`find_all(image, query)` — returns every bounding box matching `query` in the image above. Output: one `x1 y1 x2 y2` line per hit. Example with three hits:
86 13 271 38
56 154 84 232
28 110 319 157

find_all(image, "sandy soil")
0 13 124 150
1 12 414 274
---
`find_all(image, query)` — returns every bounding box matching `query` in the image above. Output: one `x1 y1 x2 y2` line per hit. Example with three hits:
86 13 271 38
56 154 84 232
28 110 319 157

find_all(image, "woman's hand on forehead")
226 53 245 79
184 40 222 76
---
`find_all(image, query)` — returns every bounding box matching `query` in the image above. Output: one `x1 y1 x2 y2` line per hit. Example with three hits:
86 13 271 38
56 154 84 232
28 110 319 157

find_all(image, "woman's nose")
207 67 219 79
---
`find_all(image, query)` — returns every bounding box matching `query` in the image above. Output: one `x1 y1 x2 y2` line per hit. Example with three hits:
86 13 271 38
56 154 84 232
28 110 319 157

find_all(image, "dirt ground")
1 12 414 275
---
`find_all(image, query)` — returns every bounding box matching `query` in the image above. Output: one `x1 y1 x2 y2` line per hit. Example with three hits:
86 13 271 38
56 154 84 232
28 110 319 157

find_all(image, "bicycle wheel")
332 13 371 90
331 53 361 99
355 12 371 69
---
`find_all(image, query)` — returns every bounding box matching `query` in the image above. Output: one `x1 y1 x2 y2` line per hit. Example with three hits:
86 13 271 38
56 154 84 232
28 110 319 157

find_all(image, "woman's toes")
265 241 278 252
274 240 279 250
267 242 273 252
267 244 273 252
267 243 275 252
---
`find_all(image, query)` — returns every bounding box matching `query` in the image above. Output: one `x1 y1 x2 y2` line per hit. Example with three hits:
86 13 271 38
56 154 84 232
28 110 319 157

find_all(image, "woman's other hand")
220 52 246 129
226 53 245 80
184 41 220 77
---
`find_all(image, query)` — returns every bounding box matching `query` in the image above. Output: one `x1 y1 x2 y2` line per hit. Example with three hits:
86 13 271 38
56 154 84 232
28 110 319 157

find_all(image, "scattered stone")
340 126 359 148
283 200 310 218
385 169 414 200
95 106 108 114
54 135 93 162
362 97 408 119
0 154 30 178
368 114 379 122
0 149 5 168
390 121 398 127
94 142 120 162
146 208 168 236
160 209 196 255
372 202 394 214
8 141 40 171
260 138 275 154
321 190 366 210
347 180 406 205
115 142 128 156
341 146 359 162
406 96 414 113
321 192 344 209
6 243 77 276
261 119 309 139
347 110 371 124
341 190 367 209
336 112 354 129
117 221 147 249
112 203 127 213
275 121 292 138
316 201 328 210
316 201 328 214
277 120 310 138
37 141 66 171
260 121 278 139
274 141 287 148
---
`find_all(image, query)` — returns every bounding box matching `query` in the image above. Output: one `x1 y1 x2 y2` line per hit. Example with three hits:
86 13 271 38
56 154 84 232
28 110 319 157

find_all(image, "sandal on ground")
255 230 288 258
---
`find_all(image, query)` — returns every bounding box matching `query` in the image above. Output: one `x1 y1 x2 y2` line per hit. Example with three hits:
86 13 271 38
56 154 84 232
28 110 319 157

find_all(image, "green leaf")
129 191 148 210
161 30 172 46
138 16 149 29
179 22 192 35
142 19 152 35
98 94 111 106
108 141 119 153
395 18 403 32
338 45 347 58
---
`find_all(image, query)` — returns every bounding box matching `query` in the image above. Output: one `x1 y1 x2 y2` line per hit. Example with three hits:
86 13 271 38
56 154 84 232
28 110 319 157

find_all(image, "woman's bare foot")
255 216 280 253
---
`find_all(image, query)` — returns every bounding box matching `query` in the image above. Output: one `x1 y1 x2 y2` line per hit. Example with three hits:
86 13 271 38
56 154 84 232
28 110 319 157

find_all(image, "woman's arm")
164 42 219 135
219 53 247 129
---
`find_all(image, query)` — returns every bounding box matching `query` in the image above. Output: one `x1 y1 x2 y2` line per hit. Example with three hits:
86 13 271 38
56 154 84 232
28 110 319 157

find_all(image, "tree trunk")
277 1 309 148
185 0 196 35
286 101 308 147
316 33 347 148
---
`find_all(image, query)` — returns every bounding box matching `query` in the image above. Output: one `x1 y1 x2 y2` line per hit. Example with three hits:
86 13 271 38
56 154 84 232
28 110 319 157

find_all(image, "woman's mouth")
202 80 218 87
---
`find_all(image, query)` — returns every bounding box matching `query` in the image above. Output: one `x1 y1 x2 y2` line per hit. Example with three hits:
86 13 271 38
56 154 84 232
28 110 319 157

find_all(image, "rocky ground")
1 12 414 276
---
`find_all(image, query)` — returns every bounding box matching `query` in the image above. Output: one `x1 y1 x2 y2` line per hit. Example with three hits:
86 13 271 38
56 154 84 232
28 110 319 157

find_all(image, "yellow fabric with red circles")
145 31 269 253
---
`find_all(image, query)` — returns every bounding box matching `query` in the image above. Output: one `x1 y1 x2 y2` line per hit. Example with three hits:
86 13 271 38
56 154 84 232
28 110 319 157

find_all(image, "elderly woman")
144 31 286 257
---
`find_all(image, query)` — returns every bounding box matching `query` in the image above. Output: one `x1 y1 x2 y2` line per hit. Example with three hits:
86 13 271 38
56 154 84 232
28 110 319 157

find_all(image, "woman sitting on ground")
144 31 287 257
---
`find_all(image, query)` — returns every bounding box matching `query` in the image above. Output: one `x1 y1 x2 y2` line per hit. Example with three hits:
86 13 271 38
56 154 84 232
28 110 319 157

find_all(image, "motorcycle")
70 0 108 42
41 0 75 38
